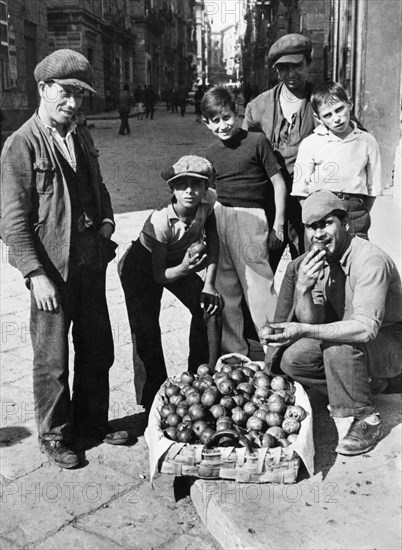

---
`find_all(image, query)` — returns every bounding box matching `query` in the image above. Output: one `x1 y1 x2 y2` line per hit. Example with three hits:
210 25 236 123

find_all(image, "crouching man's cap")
268 33 312 67
161 155 215 186
34 49 96 94
302 191 348 225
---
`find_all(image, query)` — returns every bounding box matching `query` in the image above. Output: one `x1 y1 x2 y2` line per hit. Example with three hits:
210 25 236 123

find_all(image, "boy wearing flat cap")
243 33 316 271
262 190 402 456
118 155 223 413
0 49 128 469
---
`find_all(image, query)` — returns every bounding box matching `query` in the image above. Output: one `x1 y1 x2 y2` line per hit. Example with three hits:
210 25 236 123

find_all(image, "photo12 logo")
204 1 245 26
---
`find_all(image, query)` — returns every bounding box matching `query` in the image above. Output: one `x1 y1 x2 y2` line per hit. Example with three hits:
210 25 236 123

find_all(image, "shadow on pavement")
0 426 32 447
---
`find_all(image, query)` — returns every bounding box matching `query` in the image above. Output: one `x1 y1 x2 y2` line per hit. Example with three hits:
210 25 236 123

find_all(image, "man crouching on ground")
0 49 130 469
262 190 402 456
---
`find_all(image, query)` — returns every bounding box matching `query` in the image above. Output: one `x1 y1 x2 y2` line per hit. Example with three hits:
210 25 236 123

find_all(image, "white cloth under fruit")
145 373 314 484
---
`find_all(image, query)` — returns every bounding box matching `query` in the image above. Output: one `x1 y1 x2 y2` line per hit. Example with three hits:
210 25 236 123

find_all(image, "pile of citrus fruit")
159 361 307 449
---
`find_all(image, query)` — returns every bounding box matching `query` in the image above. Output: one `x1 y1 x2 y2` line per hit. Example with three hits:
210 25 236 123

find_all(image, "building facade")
0 0 209 134
0 0 48 132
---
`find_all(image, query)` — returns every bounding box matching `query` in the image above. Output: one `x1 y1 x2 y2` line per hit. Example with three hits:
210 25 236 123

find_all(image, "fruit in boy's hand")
188 241 206 257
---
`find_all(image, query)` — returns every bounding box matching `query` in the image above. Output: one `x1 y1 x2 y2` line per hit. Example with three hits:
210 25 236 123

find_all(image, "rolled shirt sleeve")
349 257 392 340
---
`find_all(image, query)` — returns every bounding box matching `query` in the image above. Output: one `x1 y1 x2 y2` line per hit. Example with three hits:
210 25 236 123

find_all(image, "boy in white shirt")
292 81 381 239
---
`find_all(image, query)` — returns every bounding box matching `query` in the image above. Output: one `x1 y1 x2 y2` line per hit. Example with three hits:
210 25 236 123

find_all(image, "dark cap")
268 34 312 67
161 155 215 186
34 49 96 94
302 191 348 225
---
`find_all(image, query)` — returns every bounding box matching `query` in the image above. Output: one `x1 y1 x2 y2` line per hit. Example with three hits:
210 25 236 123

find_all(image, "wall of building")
357 0 401 190
1 0 48 130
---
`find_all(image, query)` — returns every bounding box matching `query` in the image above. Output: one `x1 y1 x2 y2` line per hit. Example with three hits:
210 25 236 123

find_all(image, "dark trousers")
179 101 186 117
119 112 130 134
280 329 402 418
145 106 154 119
30 231 114 441
119 240 219 411
269 195 305 273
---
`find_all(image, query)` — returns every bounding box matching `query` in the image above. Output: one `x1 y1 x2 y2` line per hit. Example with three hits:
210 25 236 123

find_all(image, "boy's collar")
314 120 360 138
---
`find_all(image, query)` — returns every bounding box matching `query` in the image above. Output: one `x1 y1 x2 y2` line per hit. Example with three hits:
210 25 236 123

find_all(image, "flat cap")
34 49 96 94
268 33 312 66
161 155 215 185
302 191 348 225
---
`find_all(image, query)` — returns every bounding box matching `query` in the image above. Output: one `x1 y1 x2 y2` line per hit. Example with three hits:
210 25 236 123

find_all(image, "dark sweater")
206 129 280 208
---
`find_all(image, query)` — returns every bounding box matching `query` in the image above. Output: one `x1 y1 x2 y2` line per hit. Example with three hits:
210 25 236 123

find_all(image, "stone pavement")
1 107 401 549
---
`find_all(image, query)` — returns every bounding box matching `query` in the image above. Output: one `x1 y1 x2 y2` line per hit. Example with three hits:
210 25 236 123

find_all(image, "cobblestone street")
1 104 401 550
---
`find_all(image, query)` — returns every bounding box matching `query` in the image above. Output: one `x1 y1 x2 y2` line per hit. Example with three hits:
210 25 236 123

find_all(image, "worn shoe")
39 439 80 469
103 430 131 445
335 418 383 456
80 425 131 446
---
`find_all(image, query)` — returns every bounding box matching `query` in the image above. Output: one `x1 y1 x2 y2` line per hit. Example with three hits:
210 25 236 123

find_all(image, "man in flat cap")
262 190 402 455
243 33 316 270
1 49 129 468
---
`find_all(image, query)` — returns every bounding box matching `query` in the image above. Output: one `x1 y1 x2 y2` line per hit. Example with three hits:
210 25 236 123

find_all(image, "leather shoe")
80 425 131 445
103 430 131 445
335 418 383 456
39 438 80 469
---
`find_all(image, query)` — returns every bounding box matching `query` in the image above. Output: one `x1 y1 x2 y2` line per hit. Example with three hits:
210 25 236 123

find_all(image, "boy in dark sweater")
201 86 287 355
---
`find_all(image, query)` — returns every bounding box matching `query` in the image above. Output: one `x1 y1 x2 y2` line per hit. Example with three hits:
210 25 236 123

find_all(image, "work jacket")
0 112 114 281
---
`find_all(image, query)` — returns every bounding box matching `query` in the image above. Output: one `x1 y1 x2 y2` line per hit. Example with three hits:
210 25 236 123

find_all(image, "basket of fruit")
145 353 314 484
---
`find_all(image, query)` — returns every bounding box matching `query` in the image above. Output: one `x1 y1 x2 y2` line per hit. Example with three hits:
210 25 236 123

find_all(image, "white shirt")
292 122 382 197
37 115 115 228
279 85 303 124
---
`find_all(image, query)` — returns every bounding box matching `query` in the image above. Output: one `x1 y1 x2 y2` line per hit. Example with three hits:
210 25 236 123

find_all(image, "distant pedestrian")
73 108 87 126
171 87 179 113
118 83 132 135
164 85 173 111
144 85 156 120
178 85 187 117
194 85 204 123
134 84 144 119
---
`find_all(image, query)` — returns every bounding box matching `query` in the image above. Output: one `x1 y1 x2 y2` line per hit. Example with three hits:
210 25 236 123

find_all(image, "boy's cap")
302 191 348 225
268 34 312 67
161 155 215 185
34 49 96 94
